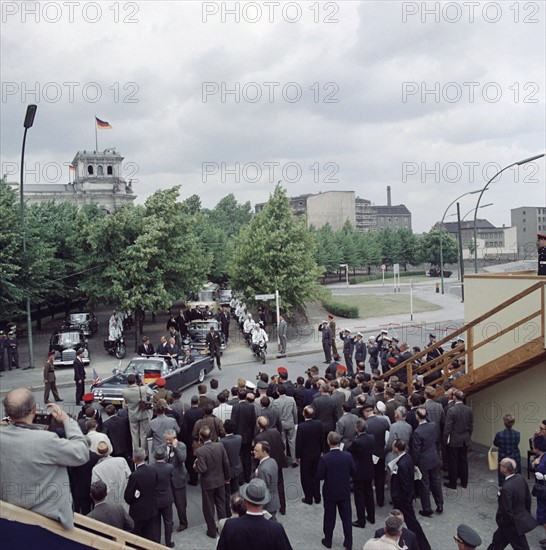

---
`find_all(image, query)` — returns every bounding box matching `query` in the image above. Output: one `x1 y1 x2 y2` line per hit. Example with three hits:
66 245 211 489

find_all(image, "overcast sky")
1 1 545 233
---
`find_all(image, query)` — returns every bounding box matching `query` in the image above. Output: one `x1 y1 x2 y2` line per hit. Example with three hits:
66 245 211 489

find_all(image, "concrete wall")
469 360 546 464
464 273 544 367
306 191 356 231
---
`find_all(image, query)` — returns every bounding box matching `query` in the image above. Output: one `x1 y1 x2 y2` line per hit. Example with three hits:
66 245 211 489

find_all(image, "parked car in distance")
187 282 220 313
427 266 452 278
90 352 214 407
64 312 99 337
218 289 233 305
49 327 90 367
188 319 226 351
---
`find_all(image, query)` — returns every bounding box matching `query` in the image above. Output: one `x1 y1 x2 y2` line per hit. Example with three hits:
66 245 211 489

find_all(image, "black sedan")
91 352 214 406
188 319 227 351
49 327 90 367
66 312 99 337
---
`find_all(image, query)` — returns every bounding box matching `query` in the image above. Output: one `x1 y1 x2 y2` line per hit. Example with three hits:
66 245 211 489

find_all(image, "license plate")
110 399 122 405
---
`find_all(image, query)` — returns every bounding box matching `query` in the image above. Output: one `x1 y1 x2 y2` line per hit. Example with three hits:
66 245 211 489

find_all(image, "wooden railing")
380 280 546 390
0 500 168 549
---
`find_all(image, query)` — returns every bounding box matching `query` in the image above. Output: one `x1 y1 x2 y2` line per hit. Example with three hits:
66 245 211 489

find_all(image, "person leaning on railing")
0 388 88 529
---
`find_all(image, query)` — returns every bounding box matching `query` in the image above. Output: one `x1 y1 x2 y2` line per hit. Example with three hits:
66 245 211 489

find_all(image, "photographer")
0 388 88 529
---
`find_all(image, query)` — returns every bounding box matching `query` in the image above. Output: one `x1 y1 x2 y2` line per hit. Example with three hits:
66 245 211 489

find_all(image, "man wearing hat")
153 377 173 404
455 524 482 549
425 334 444 364
43 351 63 404
217 478 293 549
354 333 367 371
538 233 546 276
328 314 338 356
319 321 333 364
340 329 354 375
73 348 87 404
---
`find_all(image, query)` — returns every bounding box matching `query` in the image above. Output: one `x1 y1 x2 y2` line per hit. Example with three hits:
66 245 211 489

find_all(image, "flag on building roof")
95 116 112 129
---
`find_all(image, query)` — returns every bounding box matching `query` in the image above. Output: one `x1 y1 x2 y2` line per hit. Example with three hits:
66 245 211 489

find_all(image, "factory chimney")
387 186 391 206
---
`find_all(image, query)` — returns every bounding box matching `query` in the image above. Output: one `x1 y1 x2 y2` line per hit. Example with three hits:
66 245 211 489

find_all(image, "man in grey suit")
160 429 188 532
0 389 88 530
488 458 538 550
410 408 443 516
87 480 134 531
336 402 359 445
122 374 153 452
278 313 288 355
220 419 243 516
385 406 413 464
194 426 231 538
254 440 280 520
444 390 473 489
147 400 179 455
423 386 444 455
272 385 298 467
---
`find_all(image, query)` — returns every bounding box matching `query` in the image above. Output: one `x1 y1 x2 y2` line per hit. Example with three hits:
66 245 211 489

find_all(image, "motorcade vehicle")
49 327 90 367
64 312 99 337
90 352 214 406
187 282 220 313
187 319 226 351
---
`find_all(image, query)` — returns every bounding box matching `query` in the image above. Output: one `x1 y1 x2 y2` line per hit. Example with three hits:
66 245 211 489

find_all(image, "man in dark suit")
314 384 339 452
341 330 354 376
160 429 188 532
150 446 175 547
217 478 293 550
347 418 376 528
319 321 333 363
73 349 86 404
194 426 231 538
317 431 356 550
220 419 243 516
232 390 257 483
102 404 131 465
254 416 288 514
390 439 431 550
363 405 389 507
296 406 324 505
444 389 473 489
373 509 419 550
156 335 171 357
137 336 154 357
218 305 230 342
206 325 222 369
488 458 538 550
181 395 204 485
88 480 134 532
124 447 159 542
410 408 443 516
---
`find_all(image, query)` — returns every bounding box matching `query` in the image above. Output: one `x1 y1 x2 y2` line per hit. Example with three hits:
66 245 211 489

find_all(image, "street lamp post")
473 154 545 273
20 104 37 369
439 189 482 295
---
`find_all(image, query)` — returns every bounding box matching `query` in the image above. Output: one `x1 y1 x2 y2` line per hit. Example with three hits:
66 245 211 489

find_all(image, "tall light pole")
439 189 482 295
20 104 37 369
473 154 545 273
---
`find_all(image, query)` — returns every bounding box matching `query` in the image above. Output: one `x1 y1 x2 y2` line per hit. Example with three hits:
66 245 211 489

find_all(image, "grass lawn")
330 293 442 317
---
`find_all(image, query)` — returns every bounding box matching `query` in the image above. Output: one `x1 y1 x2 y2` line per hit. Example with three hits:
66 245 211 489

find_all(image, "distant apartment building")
255 187 412 232
511 206 545 259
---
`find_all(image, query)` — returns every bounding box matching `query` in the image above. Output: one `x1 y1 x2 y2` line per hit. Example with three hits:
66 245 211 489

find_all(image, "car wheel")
198 369 205 383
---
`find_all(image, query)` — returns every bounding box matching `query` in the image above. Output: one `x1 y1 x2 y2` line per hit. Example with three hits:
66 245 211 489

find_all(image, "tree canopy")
228 184 322 309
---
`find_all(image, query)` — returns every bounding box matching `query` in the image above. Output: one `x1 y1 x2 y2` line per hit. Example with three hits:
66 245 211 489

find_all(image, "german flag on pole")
95 116 112 129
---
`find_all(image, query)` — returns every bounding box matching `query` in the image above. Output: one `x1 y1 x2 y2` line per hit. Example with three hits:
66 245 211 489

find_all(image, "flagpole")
94 116 98 152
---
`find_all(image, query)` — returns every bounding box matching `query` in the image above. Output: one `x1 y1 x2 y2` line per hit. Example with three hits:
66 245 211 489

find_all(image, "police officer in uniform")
6 330 19 370
538 233 546 276
0 331 6 374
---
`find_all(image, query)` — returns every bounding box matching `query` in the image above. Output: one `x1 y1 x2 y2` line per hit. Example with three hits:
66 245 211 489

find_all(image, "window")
87 165 93 175
107 165 113 175
97 165 104 176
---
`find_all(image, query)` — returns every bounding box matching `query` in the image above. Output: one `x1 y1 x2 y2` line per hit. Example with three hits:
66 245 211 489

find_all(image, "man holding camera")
0 388 88 529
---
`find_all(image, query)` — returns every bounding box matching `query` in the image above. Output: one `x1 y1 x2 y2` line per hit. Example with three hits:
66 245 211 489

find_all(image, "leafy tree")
76 186 211 312
209 193 252 238
228 184 322 309
0 180 24 316
313 223 341 272
377 227 399 267
338 220 359 271
419 227 458 265
394 228 419 271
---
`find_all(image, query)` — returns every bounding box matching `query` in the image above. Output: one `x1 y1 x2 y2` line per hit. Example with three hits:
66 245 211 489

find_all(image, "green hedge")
350 270 426 284
321 300 359 319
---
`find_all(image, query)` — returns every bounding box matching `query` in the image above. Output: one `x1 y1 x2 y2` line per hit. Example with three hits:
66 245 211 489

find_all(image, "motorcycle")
252 341 267 364
103 335 126 359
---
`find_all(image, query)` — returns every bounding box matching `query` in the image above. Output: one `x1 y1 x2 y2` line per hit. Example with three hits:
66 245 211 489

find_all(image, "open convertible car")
90 352 214 407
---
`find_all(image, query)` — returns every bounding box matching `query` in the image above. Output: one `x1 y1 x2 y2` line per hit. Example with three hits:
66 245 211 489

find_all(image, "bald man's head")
3 388 35 421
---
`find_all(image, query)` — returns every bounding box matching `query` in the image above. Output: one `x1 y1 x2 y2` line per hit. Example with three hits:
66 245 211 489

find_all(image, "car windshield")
70 314 88 323
198 290 215 301
190 320 218 331
54 332 81 345
125 359 165 375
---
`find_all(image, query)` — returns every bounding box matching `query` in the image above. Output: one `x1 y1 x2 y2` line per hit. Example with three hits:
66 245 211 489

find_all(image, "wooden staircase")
380 280 546 396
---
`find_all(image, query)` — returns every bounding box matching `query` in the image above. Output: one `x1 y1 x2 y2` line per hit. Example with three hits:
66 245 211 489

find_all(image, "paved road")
1 286 543 549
